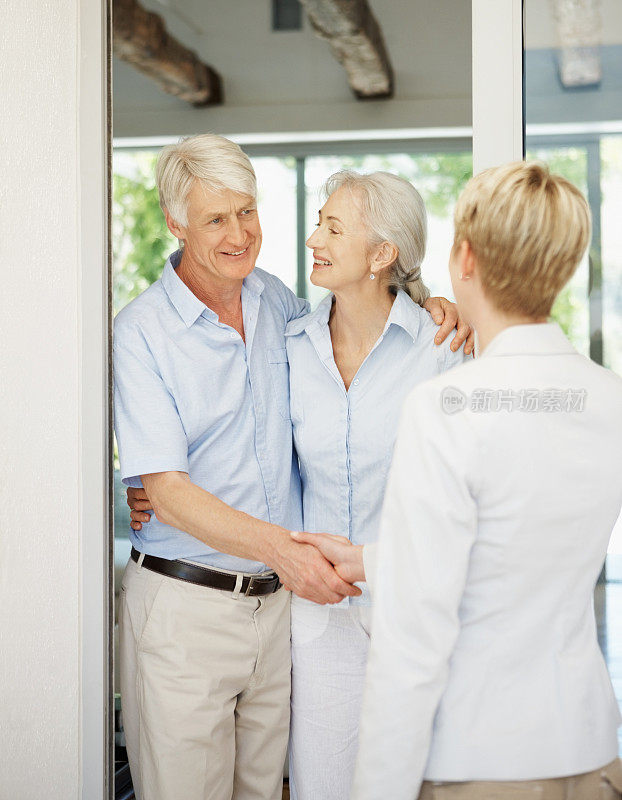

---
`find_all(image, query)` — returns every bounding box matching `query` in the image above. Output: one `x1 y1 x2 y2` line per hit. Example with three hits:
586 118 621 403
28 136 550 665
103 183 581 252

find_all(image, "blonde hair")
155 133 257 226
323 170 430 305
453 161 591 317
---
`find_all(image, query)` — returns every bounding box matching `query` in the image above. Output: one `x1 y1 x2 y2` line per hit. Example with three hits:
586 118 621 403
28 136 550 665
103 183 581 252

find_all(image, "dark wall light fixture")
273 0 303 31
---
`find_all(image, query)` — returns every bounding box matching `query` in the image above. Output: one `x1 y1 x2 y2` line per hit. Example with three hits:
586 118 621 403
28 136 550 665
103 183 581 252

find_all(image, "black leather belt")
130 547 282 596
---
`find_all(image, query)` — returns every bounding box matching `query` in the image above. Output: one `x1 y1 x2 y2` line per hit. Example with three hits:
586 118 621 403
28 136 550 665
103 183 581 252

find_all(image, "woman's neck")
474 303 547 353
329 281 395 354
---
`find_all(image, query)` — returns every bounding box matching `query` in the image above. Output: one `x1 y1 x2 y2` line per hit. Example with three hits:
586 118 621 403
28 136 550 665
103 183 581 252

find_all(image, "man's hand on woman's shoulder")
424 296 474 355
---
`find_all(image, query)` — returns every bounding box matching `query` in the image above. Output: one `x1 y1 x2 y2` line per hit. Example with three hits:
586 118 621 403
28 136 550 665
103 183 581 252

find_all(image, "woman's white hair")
323 170 430 305
155 133 257 226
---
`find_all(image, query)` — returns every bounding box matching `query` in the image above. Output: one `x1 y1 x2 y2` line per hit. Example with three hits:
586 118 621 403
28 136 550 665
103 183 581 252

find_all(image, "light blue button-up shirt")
285 290 466 604
113 250 307 572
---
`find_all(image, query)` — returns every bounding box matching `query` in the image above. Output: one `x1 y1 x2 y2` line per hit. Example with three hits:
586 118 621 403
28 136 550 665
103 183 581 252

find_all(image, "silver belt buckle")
244 576 256 597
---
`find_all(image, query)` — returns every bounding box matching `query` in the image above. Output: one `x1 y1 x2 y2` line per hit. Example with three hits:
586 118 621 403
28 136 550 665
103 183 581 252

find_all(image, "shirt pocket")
267 347 291 421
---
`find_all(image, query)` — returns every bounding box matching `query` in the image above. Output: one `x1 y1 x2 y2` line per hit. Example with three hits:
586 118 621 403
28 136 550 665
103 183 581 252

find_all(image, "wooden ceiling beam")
552 0 602 88
298 0 394 99
113 0 222 106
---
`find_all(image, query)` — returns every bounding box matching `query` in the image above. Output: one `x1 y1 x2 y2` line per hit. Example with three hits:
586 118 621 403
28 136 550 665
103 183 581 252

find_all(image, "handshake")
126 487 366 606
284 530 366 603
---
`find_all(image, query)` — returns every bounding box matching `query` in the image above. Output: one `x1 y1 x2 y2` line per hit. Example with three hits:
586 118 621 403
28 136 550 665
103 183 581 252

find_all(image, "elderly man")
114 133 468 800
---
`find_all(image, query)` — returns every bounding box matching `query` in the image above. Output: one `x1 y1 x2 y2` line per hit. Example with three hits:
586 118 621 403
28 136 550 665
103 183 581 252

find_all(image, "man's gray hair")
323 170 430 305
156 133 257 226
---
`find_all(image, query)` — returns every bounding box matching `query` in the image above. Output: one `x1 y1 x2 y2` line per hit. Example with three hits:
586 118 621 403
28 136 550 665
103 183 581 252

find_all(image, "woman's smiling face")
306 186 372 292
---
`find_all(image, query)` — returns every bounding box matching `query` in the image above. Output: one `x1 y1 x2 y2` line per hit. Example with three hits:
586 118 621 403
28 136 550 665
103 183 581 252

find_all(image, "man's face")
168 181 262 284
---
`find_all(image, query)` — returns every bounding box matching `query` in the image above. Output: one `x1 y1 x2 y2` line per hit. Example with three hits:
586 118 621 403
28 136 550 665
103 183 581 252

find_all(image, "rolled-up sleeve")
351 383 478 800
113 320 189 487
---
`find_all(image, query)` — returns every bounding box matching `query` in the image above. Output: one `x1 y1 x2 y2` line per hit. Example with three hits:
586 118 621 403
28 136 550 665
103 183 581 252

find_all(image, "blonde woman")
301 162 622 800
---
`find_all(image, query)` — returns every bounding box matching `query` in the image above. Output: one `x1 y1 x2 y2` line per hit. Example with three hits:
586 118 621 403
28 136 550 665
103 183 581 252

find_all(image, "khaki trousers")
118 557 291 800
418 759 622 799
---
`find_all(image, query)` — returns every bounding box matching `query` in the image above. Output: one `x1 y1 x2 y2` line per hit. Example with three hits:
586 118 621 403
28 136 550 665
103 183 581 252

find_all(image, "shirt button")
229 332 236 339
353 379 360 386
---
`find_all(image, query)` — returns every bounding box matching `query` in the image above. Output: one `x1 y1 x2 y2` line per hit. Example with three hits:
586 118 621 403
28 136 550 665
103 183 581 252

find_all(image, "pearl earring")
370 273 375 281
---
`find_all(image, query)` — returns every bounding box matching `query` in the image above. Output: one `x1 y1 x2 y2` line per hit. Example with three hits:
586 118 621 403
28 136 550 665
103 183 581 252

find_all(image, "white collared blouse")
352 323 622 798
285 289 466 605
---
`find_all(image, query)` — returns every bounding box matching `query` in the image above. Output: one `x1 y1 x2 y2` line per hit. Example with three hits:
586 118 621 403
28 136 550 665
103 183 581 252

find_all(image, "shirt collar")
161 249 265 328
285 292 333 337
482 322 577 358
285 289 422 341
382 289 421 343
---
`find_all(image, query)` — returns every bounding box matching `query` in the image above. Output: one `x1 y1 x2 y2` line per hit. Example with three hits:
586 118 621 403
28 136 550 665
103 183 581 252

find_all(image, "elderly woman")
301 162 622 800
283 170 469 800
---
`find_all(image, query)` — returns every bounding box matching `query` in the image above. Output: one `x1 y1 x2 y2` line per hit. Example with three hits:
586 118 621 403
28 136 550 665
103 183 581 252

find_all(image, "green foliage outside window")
396 153 474 218
526 147 589 347
113 153 175 315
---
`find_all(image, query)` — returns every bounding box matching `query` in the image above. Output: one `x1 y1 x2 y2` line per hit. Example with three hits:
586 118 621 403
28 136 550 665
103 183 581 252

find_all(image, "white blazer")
352 323 622 800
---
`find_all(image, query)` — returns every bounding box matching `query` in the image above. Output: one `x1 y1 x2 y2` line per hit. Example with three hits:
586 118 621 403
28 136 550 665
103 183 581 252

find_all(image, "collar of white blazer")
483 323 576 359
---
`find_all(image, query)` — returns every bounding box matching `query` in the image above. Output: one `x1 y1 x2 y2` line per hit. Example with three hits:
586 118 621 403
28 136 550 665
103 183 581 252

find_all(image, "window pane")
251 156 298 292
524 0 622 367
602 136 622 375
113 150 176 316
601 135 622 565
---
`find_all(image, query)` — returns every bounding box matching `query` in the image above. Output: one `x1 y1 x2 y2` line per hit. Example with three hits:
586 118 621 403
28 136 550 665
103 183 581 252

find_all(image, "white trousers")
118 557 291 800
289 598 372 800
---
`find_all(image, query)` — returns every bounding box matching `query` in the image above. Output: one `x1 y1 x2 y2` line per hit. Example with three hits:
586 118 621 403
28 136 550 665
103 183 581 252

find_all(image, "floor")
596 580 622 754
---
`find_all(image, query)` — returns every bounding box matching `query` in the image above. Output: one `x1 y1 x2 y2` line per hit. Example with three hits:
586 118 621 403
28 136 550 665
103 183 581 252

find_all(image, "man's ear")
370 241 399 277
164 209 186 241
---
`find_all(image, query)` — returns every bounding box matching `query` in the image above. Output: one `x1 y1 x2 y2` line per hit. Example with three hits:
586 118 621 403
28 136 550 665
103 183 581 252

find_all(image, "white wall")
472 0 522 173
113 0 472 138
0 0 108 797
